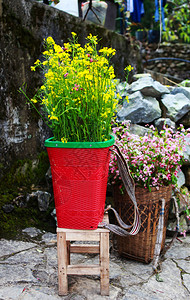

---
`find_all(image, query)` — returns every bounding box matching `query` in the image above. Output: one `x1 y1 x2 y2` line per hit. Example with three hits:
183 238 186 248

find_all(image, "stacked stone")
142 43 190 80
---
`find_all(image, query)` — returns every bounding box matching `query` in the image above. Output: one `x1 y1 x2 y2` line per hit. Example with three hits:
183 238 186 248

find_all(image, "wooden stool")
57 213 110 296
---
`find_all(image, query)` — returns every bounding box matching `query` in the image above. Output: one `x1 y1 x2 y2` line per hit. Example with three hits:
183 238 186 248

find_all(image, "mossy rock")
0 151 56 238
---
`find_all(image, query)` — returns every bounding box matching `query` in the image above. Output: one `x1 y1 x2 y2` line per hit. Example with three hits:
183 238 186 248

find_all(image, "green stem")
18 87 50 128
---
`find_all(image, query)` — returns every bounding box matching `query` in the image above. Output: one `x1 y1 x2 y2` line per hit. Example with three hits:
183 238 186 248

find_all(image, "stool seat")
57 213 110 296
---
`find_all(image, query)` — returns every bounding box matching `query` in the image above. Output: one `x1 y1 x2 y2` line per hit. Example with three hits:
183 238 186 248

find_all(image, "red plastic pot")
45 136 115 229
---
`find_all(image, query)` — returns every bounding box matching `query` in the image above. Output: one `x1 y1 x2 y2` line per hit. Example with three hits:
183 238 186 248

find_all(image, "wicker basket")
113 185 172 263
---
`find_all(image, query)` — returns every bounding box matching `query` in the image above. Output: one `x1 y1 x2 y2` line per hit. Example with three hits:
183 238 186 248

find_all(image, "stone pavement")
0 228 190 300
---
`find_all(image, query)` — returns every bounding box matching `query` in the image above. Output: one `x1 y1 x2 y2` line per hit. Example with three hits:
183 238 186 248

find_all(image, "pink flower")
180 230 186 238
109 122 189 190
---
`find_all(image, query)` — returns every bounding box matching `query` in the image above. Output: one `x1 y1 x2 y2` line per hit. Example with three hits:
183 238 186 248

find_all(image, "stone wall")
0 0 141 177
142 42 190 82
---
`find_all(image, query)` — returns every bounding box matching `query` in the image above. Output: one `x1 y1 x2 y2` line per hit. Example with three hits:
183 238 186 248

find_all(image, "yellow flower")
99 47 116 56
63 43 71 52
87 34 98 44
108 66 115 79
42 98 48 105
34 59 40 65
87 33 93 40
85 74 93 80
30 66 35 71
54 44 63 53
117 93 122 100
125 65 134 72
43 50 50 56
125 95 129 103
74 43 81 48
50 115 59 121
26 33 120 143
61 137 68 143
46 37 55 45
48 111 59 121
31 98 37 103
86 45 94 53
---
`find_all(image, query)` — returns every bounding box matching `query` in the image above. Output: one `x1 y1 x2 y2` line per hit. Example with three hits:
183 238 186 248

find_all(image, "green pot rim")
44 135 115 148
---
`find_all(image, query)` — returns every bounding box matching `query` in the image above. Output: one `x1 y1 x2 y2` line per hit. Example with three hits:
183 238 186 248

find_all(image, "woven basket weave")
113 185 172 263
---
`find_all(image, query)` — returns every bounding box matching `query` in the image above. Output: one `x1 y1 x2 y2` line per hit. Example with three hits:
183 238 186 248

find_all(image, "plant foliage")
21 33 119 143
163 0 190 43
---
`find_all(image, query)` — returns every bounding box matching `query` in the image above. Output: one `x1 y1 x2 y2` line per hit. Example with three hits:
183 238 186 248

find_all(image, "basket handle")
100 144 141 236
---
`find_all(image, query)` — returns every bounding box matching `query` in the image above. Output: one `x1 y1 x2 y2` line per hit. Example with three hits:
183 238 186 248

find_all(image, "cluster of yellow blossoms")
30 33 119 142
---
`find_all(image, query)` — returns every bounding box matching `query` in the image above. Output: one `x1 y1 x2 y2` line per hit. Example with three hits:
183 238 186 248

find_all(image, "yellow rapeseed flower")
74 43 81 48
54 44 63 53
46 36 55 45
117 93 122 100
25 33 120 143
61 137 68 143
125 95 129 103
85 74 93 80
99 47 116 56
43 50 50 56
49 115 59 121
34 59 40 65
86 46 94 53
125 65 134 72
87 34 98 44
31 98 37 103
87 33 93 40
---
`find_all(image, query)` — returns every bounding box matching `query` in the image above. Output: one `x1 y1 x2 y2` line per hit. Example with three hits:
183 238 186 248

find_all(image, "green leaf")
156 273 164 282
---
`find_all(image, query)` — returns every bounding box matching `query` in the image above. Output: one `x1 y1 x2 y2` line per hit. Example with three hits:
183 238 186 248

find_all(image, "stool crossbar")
57 213 110 296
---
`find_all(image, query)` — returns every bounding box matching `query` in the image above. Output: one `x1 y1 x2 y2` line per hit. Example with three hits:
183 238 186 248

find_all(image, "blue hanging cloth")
155 0 165 31
131 0 144 23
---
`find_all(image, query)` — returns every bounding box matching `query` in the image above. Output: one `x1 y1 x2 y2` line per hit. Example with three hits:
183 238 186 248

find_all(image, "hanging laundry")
126 0 134 13
155 0 165 30
130 0 144 23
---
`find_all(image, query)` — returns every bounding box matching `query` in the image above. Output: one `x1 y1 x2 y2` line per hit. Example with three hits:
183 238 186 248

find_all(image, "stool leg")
100 232 109 296
67 241 71 265
57 232 68 295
